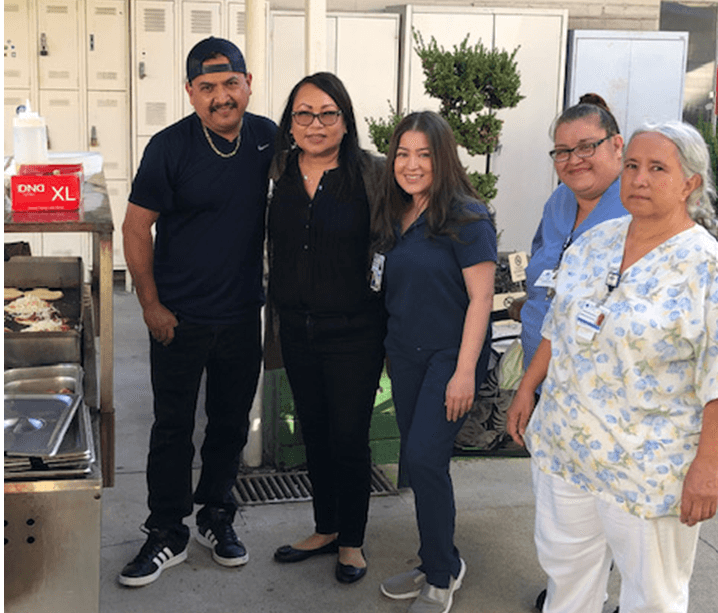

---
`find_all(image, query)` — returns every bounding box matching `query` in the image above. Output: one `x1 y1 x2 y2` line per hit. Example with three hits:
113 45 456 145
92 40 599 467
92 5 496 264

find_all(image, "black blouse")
268 154 377 314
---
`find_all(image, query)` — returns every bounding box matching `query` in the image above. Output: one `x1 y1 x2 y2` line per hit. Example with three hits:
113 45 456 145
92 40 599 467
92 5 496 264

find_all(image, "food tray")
4 256 84 367
4 364 84 396
4 393 82 458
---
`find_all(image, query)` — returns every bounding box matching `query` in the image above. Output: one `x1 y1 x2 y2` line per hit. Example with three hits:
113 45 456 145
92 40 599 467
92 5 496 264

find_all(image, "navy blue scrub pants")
387 345 468 589
279 306 385 548
145 310 261 535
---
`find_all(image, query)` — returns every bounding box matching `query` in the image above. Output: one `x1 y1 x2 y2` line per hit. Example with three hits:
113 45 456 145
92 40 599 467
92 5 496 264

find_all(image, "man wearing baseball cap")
120 37 276 587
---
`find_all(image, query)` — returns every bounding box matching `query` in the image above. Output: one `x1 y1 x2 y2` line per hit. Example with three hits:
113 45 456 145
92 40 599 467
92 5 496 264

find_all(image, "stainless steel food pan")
4 393 82 458
4 364 84 396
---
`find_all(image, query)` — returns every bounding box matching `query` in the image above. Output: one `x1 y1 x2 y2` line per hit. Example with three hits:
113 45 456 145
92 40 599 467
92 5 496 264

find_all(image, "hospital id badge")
576 300 610 341
370 253 385 292
535 268 557 288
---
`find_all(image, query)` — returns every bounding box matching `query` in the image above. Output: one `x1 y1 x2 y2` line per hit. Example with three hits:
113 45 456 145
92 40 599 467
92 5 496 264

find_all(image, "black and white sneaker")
118 526 188 587
196 508 249 567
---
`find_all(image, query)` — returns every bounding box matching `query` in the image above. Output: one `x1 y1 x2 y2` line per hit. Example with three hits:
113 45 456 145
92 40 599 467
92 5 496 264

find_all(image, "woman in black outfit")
268 72 385 584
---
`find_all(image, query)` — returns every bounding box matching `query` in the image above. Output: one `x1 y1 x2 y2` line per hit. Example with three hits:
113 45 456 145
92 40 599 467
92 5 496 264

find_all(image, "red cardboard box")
11 164 83 211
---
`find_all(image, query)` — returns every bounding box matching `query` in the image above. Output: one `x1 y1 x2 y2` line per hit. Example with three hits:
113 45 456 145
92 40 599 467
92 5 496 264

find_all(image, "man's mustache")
210 100 238 113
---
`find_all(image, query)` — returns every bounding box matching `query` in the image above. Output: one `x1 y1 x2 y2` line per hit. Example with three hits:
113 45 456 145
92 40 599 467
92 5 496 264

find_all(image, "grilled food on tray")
4 290 70 332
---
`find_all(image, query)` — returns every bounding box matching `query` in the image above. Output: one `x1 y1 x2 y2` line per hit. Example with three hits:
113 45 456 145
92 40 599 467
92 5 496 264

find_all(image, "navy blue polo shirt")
129 112 276 324
384 201 497 353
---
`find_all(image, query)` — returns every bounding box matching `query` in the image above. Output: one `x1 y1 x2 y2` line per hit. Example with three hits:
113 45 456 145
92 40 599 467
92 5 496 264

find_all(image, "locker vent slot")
234 465 398 505
95 71 119 82
48 97 71 107
5 70 21 79
6 4 20 12
48 71 72 81
45 5 69 14
191 10 213 34
97 98 119 107
144 8 166 33
146 102 167 126
234 13 246 36
94 7 117 16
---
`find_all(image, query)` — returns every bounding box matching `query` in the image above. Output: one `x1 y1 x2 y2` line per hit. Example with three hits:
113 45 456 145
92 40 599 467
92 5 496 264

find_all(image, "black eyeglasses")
549 136 611 163
291 110 343 127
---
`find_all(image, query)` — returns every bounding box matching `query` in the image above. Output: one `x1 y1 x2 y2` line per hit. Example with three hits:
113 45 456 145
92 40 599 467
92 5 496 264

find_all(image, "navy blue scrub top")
384 200 497 353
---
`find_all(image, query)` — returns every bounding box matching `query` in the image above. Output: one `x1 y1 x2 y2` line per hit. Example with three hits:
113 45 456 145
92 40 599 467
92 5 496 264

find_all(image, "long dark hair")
372 111 491 252
271 72 363 194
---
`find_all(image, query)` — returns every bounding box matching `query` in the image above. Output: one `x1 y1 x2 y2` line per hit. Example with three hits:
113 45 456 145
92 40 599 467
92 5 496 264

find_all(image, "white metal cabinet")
390 5 568 252
269 11 400 149
37 0 81 90
4 0 34 89
227 1 246 46
133 0 177 139
566 30 688 138
181 1 222 117
40 89 83 153
86 0 128 91
4 88 31 156
87 90 129 179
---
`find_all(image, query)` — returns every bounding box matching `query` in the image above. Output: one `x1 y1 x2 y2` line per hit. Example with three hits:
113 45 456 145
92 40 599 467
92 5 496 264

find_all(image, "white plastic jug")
13 101 48 165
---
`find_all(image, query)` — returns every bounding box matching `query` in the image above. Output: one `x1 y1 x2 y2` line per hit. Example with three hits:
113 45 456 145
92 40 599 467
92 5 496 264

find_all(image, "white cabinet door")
4 0 33 89
395 6 567 252
37 0 80 90
40 89 83 152
87 0 128 91
492 12 567 252
181 1 222 117
227 2 246 49
133 0 177 139
106 178 130 269
88 90 129 178
567 30 688 138
335 14 400 151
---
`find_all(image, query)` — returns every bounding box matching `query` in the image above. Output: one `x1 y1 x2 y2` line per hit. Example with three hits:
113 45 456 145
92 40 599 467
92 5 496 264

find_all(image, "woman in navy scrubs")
374 111 497 613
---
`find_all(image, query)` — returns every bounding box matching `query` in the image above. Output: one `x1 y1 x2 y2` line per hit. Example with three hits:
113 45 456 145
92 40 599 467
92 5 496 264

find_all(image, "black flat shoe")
335 560 367 584
273 539 338 563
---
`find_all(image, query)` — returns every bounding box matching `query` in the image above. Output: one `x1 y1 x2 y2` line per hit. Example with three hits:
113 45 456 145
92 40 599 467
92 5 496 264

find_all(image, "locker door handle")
139 62 146 79
40 33 49 56
46 127 52 150
90 126 98 147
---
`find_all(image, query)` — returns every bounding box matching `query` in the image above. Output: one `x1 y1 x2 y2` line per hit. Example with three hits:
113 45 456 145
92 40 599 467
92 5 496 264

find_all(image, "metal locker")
37 0 80 90
87 90 129 179
133 0 177 138
335 14 400 151
86 0 128 91
39 89 83 152
181 1 222 117
105 178 130 269
4 0 34 89
227 2 246 50
491 12 567 253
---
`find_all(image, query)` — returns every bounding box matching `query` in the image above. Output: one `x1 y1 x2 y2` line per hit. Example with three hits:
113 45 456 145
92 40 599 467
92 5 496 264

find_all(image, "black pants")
279 306 385 547
145 310 261 532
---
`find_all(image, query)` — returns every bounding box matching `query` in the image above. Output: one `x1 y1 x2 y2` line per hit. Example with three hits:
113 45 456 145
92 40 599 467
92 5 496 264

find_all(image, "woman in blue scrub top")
508 94 627 372
373 111 496 613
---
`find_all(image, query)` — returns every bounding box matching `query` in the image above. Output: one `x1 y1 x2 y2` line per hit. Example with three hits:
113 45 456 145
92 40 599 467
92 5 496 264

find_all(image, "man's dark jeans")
145 309 261 531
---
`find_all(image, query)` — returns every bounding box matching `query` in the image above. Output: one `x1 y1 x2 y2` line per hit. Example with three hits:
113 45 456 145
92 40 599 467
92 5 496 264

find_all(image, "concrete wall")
271 0 662 31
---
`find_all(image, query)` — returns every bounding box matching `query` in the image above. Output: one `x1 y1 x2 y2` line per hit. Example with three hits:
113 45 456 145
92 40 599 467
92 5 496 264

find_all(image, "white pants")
532 462 700 613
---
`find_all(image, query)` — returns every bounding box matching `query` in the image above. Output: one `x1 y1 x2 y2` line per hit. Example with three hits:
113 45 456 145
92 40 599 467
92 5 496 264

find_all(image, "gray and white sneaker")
408 558 466 613
381 567 427 599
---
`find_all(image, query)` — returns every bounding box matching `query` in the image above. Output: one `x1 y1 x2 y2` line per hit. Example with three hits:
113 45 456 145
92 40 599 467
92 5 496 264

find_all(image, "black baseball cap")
186 37 247 83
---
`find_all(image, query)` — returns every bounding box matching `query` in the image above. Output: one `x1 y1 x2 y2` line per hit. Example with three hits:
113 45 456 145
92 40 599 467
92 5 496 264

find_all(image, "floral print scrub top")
526 216 718 518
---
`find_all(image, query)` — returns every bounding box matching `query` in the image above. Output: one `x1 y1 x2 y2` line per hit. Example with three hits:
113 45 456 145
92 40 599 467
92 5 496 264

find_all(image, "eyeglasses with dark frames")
291 110 343 127
549 135 611 163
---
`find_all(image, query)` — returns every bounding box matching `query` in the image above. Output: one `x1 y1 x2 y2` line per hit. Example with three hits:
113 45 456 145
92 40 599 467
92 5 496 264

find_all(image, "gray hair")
627 121 717 239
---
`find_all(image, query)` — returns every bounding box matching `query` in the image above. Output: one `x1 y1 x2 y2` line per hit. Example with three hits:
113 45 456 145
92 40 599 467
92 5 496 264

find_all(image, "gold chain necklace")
202 121 242 158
